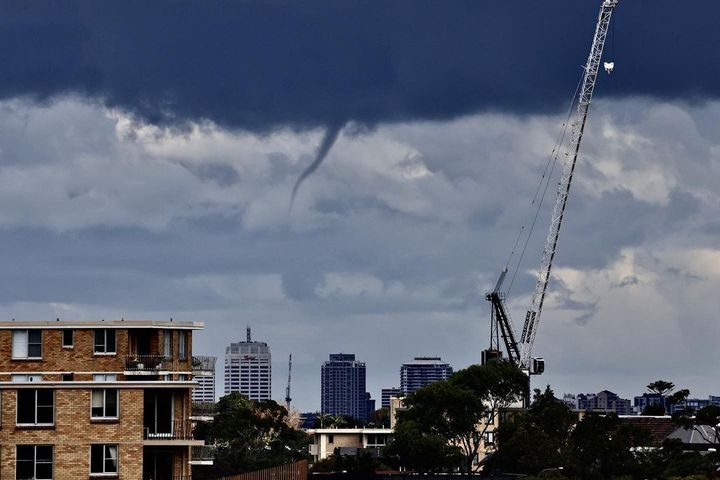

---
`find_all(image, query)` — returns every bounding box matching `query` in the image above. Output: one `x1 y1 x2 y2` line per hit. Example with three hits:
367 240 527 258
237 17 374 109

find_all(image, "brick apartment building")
0 319 211 480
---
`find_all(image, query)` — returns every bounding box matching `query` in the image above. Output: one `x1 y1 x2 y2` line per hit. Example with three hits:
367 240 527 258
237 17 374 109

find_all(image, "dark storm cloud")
0 0 718 132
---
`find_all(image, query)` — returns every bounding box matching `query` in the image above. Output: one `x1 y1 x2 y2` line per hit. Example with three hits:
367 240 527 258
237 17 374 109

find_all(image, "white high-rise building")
192 356 217 403
224 327 272 400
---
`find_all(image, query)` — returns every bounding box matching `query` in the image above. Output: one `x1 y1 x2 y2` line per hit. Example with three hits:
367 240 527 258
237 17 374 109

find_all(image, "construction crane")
483 0 619 387
285 354 292 410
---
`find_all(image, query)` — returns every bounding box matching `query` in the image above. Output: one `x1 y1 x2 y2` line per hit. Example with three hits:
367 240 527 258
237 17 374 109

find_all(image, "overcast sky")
1 1 719 411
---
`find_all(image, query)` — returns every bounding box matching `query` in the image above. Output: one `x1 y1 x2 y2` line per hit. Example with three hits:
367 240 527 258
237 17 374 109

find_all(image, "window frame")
163 330 173 359
16 444 53 480
12 329 43 360
91 389 119 420
62 329 74 348
93 330 116 355
178 330 187 360
92 374 117 382
89 444 119 476
16 389 55 426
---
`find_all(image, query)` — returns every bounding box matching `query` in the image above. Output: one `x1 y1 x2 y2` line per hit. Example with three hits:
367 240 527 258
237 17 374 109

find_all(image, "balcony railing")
124 355 170 372
192 356 216 373
144 420 195 440
190 445 215 465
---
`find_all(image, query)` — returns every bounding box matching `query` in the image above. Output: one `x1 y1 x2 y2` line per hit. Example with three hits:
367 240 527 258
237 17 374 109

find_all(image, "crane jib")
484 0 619 374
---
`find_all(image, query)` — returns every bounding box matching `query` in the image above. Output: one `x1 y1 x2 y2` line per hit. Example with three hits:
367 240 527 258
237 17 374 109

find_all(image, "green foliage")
647 380 676 396
193 393 310 479
493 386 575 475
386 362 527 475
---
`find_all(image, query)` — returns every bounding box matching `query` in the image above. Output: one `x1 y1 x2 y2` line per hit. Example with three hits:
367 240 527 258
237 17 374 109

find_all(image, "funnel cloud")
290 123 344 209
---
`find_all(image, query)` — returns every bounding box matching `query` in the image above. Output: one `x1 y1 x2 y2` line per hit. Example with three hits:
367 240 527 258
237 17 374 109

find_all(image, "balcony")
124 355 171 374
192 356 216 375
190 445 215 466
144 420 195 440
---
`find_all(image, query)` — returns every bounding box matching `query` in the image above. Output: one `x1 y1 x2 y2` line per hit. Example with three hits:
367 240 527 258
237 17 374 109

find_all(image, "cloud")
0 1 719 132
0 97 719 408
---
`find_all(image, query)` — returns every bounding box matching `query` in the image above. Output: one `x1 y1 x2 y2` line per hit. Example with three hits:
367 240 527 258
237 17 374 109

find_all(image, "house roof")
668 425 718 445
618 416 677 445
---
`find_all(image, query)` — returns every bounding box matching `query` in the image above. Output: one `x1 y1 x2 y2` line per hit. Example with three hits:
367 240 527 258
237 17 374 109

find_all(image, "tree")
646 380 676 396
194 393 310 479
387 362 527 477
492 386 576 475
674 404 720 446
642 380 689 415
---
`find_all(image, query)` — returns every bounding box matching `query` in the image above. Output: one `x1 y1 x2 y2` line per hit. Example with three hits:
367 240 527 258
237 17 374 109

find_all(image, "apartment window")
94 330 116 354
90 444 118 476
91 389 118 419
11 374 43 383
328 434 334 444
62 373 74 381
178 331 187 360
93 374 117 382
62 330 74 348
163 330 172 359
16 445 53 480
12 330 42 359
17 389 54 425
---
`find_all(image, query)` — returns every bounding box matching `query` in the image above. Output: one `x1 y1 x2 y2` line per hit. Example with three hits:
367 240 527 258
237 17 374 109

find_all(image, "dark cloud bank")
0 0 718 132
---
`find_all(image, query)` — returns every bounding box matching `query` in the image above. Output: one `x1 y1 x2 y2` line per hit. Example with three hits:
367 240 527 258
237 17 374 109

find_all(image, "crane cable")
505 71 585 297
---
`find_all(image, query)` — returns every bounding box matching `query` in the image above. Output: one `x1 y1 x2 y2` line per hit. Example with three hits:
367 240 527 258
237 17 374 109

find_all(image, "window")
93 374 117 382
91 389 118 419
17 389 54 425
178 331 187 360
90 444 118 475
163 330 172 359
11 374 42 383
94 330 116 354
62 330 73 348
16 445 53 480
327 434 334 444
62 373 73 381
12 330 42 359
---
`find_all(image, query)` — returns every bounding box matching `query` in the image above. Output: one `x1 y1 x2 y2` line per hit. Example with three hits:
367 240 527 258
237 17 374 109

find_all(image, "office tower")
192 356 217 403
400 356 453 395
381 387 403 409
224 327 272 400
0 319 208 478
321 353 368 421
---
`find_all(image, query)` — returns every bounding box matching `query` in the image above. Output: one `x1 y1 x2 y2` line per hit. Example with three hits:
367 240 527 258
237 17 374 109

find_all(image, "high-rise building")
321 353 368 421
381 387 403 409
224 327 272 400
400 357 453 395
192 356 217 403
0 319 209 478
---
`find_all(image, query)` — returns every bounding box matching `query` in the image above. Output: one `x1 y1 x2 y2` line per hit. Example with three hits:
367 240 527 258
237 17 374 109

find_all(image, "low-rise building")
0 319 209 479
307 428 393 462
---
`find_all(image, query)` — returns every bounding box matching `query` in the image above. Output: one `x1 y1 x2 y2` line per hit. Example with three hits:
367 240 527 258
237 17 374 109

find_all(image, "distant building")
578 390 632 415
321 353 369 421
192 355 217 403
366 392 376 416
634 393 667 415
224 327 272 400
400 357 453 395
381 387 403 409
307 428 392 462
561 393 578 410
669 395 720 415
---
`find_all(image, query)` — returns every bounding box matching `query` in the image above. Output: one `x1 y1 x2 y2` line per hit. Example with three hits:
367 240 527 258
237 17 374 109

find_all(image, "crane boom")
518 0 619 367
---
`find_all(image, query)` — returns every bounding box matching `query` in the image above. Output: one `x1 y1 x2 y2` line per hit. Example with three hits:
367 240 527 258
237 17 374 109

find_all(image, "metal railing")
144 420 195 440
191 445 215 463
124 355 171 372
192 355 216 372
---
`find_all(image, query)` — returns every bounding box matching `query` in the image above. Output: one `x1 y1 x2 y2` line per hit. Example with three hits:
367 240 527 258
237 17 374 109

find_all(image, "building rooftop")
0 319 204 330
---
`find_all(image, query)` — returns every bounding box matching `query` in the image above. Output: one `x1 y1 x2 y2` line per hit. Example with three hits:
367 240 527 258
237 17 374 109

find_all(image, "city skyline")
0 0 719 415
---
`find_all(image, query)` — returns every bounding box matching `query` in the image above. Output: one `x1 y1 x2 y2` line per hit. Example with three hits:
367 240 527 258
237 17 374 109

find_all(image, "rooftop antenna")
285 354 293 410
246 325 251 343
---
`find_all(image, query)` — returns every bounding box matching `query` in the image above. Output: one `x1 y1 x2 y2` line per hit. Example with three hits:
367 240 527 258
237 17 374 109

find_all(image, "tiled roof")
619 416 677 446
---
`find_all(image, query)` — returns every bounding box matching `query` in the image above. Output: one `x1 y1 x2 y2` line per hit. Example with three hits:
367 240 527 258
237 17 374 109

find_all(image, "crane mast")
285 354 292 410
485 0 619 375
